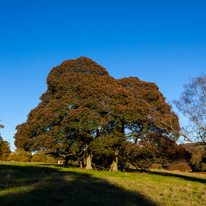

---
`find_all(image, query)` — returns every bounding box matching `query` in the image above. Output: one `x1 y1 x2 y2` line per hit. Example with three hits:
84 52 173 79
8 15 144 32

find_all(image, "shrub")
46 155 57 164
31 153 47 162
201 163 206 172
31 153 57 164
190 153 202 166
7 153 18 161
150 163 163 170
167 161 192 172
189 147 205 171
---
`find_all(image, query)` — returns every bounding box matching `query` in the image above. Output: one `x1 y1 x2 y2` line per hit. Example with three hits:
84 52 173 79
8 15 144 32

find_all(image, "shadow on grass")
147 170 206 184
0 164 159 206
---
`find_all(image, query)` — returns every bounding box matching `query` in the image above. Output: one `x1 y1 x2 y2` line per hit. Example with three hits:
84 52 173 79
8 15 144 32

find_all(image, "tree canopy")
14 57 180 170
0 122 11 160
173 73 206 144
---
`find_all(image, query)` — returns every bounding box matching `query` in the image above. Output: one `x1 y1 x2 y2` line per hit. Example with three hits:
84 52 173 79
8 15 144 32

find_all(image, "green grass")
1 162 206 206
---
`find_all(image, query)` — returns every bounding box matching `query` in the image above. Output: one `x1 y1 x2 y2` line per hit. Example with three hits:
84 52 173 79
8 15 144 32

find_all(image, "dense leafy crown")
14 57 180 162
46 57 109 94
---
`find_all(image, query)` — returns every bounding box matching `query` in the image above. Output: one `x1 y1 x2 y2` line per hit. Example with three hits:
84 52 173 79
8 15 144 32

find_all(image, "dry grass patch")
1 162 206 206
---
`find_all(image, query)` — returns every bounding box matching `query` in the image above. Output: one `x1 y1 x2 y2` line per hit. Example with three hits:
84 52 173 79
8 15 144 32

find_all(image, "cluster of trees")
13 57 187 171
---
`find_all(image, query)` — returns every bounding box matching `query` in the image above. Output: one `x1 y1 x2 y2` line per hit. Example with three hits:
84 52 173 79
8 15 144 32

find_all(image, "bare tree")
173 74 206 144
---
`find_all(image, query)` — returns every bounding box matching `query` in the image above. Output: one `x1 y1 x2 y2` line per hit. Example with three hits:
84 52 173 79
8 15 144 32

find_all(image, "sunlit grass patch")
0 162 206 206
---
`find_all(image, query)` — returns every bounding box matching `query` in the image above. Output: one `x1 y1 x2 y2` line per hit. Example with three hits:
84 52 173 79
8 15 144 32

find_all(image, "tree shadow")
0 164 159 206
147 170 206 184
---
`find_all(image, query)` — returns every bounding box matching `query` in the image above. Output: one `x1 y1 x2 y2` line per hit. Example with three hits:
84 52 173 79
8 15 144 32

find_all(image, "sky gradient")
1 0 206 150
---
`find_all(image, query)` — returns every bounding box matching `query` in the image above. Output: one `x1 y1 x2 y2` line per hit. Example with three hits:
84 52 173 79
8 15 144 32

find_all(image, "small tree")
0 121 11 160
0 141 11 161
173 74 206 144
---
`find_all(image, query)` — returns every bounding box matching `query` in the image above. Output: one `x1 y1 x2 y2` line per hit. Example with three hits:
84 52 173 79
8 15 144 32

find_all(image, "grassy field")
0 162 206 206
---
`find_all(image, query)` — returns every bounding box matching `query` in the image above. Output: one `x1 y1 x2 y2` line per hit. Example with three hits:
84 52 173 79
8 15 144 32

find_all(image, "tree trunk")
122 165 125 172
79 160 83 169
111 150 118 171
85 154 93 170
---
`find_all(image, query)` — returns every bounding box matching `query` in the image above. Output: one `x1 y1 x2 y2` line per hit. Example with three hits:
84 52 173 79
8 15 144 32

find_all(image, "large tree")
91 76 180 170
173 74 206 144
15 57 118 168
116 77 180 170
14 57 180 170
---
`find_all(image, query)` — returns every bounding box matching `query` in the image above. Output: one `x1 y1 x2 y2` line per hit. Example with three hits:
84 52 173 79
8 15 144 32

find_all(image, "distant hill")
180 142 206 152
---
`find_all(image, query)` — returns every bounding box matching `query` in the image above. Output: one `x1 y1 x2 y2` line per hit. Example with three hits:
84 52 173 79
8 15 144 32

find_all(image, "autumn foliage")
0 138 11 161
14 57 182 170
31 152 57 163
0 123 11 161
7 149 32 162
167 161 192 172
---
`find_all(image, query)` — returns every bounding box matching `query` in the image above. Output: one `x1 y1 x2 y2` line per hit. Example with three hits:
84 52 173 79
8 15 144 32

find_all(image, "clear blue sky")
1 0 206 150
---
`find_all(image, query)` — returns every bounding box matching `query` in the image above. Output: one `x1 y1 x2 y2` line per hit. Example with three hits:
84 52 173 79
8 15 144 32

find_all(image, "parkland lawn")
0 162 206 206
